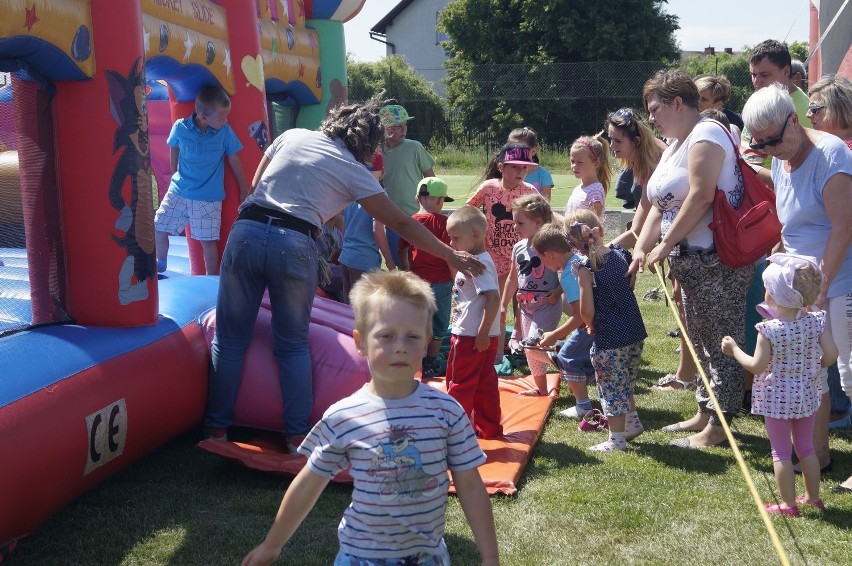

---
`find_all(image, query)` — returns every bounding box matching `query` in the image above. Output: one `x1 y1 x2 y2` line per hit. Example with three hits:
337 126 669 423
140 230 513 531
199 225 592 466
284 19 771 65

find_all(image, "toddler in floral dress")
722 253 838 516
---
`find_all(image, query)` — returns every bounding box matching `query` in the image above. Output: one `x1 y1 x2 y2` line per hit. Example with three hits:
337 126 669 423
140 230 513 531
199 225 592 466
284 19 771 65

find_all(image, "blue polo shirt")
167 114 242 202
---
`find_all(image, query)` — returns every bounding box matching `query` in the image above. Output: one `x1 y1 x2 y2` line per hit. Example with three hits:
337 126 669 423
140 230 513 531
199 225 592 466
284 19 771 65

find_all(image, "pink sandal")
764 503 800 517
795 496 826 511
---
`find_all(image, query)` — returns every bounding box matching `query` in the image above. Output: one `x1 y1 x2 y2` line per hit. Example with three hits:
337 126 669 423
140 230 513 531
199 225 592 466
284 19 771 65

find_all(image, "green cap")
379 104 414 126
418 177 453 202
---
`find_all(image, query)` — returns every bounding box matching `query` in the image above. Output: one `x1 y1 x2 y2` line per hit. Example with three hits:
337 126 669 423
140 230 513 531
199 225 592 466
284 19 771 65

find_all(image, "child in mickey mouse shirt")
467 143 541 361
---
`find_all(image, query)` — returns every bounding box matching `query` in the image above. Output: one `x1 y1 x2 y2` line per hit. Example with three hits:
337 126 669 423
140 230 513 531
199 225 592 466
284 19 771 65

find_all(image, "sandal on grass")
653 373 697 391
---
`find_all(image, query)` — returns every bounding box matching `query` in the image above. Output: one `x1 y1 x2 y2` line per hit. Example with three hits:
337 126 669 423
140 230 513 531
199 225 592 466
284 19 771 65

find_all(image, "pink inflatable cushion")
201 295 371 432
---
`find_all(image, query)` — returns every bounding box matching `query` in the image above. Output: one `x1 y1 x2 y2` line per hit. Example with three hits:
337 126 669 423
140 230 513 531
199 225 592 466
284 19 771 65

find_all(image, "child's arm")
540 302 583 347
170 146 180 174
398 242 411 271
576 267 595 335
820 329 839 368
544 285 563 305
452 467 499 566
372 220 397 271
591 201 604 218
476 290 501 352
241 466 330 566
721 334 771 375
500 262 519 311
227 153 250 202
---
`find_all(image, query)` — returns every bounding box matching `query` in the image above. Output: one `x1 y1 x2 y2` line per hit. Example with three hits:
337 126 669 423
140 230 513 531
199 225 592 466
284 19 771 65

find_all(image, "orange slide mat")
197 376 553 496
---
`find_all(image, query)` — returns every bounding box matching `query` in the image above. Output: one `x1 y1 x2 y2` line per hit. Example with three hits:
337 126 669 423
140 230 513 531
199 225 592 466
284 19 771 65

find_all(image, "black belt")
238 205 318 237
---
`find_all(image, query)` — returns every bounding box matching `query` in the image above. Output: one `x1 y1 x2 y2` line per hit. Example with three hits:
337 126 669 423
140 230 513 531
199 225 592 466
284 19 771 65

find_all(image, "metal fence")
350 59 756 152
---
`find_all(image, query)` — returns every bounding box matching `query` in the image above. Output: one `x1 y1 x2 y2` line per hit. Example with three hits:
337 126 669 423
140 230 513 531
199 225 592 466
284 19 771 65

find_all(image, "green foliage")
789 40 809 63
439 0 679 147
346 55 446 147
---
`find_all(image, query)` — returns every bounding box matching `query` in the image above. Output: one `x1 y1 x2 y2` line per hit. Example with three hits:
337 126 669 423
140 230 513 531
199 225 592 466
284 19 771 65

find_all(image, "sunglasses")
610 107 640 136
749 113 791 151
806 102 825 114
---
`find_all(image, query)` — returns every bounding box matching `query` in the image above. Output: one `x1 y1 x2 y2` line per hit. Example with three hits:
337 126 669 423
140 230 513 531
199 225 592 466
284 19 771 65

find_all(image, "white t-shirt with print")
450 251 500 337
646 119 742 253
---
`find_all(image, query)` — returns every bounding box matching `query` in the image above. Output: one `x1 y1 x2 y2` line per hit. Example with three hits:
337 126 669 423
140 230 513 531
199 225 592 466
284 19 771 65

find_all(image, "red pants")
446 335 503 438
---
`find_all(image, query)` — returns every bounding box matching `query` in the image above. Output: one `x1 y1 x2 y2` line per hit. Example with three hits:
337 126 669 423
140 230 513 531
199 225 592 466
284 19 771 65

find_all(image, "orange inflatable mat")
197 376 553 496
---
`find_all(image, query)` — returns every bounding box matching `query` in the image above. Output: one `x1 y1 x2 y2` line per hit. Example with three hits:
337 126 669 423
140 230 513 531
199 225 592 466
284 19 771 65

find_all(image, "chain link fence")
350 59 756 152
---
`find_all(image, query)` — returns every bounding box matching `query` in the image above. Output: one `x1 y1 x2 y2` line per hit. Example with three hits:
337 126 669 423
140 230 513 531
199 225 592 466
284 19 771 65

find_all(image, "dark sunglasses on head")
749 113 792 151
806 102 825 114
612 107 634 123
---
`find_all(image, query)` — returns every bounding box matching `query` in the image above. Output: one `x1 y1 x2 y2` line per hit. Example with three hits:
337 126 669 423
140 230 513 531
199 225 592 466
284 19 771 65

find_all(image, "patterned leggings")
591 341 644 417
670 254 754 420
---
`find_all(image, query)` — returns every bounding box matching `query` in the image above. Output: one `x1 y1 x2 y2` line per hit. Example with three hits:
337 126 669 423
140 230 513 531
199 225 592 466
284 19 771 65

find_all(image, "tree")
346 55 446 148
438 0 679 145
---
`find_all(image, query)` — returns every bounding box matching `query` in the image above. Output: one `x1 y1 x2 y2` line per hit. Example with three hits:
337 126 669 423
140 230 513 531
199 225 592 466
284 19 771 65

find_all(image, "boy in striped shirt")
242 271 499 566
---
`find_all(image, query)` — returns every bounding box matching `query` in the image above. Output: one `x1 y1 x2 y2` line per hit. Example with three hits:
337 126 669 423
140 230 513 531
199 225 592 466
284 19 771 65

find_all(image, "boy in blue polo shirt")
154 85 248 275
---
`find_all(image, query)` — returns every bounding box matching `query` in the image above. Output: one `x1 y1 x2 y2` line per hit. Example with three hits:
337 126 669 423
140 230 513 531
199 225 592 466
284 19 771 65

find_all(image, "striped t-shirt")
300 382 486 560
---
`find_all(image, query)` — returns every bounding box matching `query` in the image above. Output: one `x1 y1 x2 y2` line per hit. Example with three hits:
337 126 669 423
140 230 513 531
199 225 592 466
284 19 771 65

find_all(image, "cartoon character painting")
368 425 439 501
106 57 156 305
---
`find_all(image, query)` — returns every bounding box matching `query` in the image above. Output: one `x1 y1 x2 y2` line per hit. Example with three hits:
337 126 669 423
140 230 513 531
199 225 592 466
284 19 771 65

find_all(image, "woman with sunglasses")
630 69 754 448
742 84 852 493
607 108 699 391
807 75 852 150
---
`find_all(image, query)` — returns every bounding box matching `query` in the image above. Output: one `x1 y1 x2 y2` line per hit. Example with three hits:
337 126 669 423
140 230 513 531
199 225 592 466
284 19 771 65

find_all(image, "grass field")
9 271 852 565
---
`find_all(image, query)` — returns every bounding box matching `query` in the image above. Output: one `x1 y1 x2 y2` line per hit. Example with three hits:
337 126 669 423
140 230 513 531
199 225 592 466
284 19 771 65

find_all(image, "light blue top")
771 132 852 298
167 115 242 202
559 253 582 303
339 202 381 271
524 165 553 193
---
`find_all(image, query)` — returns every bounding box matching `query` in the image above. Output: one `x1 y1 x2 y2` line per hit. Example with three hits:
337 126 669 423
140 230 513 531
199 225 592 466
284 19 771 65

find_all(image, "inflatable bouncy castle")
0 0 367 557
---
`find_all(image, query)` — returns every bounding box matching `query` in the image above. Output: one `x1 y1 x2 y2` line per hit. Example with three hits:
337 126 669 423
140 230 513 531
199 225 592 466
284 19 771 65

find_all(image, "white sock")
610 431 627 448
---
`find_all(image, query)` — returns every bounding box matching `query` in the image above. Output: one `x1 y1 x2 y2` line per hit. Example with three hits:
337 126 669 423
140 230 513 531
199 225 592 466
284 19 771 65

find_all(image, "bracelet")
630 228 639 240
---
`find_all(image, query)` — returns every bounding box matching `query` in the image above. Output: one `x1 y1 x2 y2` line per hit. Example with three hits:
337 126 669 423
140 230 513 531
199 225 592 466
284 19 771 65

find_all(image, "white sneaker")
559 405 589 419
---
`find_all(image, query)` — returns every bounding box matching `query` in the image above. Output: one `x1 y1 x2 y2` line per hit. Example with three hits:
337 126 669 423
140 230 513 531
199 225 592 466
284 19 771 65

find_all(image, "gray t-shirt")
242 129 384 227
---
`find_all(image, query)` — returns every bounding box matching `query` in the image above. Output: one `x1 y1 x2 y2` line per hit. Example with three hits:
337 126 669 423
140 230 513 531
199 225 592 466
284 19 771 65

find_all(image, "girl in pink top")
564 133 611 218
467 143 540 361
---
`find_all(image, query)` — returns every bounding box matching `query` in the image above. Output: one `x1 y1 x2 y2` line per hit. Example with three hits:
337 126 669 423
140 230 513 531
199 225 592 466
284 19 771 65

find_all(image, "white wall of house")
380 0 450 97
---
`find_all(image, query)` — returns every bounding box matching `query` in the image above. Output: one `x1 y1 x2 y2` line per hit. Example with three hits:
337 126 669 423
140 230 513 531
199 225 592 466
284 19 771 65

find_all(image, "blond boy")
445 206 503 439
242 271 499 566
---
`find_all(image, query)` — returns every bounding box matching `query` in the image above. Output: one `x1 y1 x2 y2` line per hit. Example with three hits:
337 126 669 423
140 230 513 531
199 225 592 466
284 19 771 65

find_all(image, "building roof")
370 0 416 33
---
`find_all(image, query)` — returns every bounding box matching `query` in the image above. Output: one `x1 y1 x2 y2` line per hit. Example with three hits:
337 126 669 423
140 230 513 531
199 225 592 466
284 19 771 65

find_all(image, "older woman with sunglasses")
630 69 755 448
742 84 852 493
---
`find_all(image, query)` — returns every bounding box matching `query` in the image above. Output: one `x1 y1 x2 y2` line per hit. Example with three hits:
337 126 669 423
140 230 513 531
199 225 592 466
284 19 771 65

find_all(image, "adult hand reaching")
450 251 486 278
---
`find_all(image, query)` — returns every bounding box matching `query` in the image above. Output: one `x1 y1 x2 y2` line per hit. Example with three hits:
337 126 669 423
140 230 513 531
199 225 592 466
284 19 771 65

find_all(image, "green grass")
10 273 852 565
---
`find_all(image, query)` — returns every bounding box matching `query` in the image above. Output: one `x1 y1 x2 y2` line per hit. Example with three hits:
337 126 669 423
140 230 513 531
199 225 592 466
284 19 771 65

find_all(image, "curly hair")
320 96 386 164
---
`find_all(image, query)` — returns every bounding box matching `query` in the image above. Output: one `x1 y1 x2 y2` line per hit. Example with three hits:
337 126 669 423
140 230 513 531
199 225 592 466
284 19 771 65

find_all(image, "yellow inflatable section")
0 0 95 79
141 0 235 94
258 17 322 102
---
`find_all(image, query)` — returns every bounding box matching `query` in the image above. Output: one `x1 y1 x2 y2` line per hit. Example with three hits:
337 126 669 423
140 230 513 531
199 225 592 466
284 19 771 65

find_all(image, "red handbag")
707 122 782 268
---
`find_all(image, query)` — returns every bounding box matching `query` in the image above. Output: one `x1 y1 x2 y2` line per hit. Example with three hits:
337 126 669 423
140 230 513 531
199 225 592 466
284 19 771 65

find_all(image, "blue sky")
343 0 813 62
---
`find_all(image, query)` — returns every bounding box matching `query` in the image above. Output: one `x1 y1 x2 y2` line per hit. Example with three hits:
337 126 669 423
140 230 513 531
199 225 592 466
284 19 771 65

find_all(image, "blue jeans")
828 363 851 416
555 329 595 381
206 219 319 436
